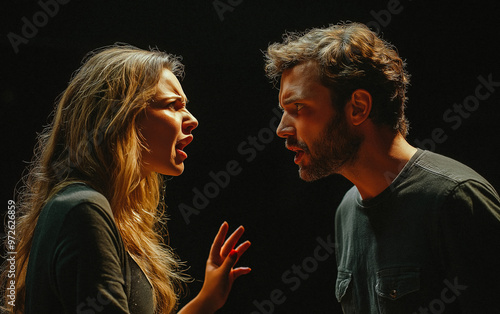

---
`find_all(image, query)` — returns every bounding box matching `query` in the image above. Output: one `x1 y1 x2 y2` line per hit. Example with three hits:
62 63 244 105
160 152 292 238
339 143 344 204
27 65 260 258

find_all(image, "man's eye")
166 101 176 109
295 103 304 111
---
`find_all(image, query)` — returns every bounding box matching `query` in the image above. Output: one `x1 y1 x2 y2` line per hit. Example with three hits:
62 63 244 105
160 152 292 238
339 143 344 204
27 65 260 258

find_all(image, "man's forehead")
279 61 321 100
285 61 320 80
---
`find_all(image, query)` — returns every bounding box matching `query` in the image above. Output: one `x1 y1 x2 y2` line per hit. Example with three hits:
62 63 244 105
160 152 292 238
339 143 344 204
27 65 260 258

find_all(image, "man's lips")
176 135 193 160
286 145 305 164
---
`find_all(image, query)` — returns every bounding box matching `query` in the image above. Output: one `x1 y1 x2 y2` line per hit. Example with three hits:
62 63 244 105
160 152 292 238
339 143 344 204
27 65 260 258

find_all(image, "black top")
335 149 500 313
25 183 154 313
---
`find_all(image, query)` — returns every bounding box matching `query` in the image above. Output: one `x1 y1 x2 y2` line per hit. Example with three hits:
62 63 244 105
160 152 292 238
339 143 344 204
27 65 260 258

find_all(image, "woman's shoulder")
37 183 116 235
47 183 112 216
27 183 131 313
31 183 125 264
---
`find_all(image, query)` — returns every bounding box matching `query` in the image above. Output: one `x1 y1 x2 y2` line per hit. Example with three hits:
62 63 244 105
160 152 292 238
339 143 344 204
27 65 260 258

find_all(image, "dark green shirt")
25 183 154 313
335 149 500 313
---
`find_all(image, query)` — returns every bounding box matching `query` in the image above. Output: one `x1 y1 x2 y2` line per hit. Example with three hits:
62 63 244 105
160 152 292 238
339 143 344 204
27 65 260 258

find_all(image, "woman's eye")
166 101 177 109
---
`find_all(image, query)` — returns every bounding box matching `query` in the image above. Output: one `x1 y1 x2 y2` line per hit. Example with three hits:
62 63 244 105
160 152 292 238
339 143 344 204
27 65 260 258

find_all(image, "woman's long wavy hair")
1 44 189 313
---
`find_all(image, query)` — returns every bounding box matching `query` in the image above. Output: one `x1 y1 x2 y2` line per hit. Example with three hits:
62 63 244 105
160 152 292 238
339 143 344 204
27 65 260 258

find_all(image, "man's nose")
276 112 295 138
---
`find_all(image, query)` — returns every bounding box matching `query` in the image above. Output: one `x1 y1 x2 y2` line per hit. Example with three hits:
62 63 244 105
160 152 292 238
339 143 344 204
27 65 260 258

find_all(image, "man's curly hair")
265 22 410 136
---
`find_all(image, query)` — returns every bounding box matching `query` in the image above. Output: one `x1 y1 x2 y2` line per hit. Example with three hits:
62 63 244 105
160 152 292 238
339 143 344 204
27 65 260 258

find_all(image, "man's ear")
345 89 372 126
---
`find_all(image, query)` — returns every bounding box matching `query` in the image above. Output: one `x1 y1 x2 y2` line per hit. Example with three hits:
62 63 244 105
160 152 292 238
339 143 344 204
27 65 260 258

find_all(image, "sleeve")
51 202 131 313
439 180 500 313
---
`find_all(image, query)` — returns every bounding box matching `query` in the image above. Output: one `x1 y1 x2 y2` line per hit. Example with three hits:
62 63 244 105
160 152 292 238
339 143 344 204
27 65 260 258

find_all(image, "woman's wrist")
195 287 220 313
178 291 218 314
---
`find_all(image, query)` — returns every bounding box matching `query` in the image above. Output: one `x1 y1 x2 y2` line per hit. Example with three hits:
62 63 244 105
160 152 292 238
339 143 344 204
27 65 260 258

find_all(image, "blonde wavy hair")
265 22 411 136
1 44 189 313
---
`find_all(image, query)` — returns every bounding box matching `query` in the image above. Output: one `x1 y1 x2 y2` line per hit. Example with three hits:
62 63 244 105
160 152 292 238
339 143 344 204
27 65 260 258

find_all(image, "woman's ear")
345 89 372 126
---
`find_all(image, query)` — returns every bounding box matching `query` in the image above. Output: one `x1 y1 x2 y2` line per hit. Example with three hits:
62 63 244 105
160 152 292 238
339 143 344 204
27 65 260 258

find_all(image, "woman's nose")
183 110 198 134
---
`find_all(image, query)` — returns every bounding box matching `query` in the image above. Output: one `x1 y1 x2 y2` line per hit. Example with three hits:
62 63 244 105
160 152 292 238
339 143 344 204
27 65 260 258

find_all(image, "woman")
1 44 251 313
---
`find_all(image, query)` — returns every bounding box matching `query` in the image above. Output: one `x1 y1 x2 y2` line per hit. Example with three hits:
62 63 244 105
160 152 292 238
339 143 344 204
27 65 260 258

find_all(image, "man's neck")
341 129 417 200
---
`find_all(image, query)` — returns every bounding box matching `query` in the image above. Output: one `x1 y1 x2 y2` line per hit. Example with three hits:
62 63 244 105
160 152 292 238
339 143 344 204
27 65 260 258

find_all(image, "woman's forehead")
156 68 187 101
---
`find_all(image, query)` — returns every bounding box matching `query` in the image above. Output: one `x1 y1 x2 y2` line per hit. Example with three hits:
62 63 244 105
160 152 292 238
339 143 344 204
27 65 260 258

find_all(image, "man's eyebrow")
282 95 304 106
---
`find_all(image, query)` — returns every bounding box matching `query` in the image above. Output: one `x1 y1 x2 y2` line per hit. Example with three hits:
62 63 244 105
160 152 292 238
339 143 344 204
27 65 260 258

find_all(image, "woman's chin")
142 159 185 176
162 164 184 176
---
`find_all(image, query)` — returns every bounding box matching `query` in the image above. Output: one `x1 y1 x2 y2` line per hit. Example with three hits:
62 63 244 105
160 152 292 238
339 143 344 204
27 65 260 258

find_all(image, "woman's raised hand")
179 222 251 313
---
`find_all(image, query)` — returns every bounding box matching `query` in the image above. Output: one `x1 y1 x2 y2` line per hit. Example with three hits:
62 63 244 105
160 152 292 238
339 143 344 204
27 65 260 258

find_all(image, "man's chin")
298 166 331 182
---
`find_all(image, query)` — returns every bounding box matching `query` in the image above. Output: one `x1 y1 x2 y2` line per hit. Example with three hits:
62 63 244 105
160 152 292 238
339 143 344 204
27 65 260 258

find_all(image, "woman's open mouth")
175 135 193 160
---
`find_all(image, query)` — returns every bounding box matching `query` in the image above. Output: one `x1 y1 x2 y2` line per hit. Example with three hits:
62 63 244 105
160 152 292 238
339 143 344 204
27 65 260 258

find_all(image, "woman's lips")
175 135 193 160
176 147 188 159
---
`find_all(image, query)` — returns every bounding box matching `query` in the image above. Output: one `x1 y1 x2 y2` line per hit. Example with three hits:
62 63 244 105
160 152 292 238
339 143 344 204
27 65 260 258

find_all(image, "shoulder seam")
414 162 460 184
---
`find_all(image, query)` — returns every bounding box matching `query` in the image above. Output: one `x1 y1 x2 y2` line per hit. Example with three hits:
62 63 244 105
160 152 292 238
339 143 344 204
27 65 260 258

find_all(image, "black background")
1 0 500 313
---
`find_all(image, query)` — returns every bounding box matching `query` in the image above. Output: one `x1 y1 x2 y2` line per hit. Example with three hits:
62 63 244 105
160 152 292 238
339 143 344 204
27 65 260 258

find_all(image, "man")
265 22 500 313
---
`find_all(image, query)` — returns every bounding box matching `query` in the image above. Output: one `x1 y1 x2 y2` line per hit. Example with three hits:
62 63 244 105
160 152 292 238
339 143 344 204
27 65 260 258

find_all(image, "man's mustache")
286 137 310 153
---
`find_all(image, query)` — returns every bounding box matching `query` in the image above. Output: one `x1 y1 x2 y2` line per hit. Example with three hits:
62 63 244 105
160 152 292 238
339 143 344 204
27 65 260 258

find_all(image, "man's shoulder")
336 185 359 216
341 185 359 201
414 150 489 185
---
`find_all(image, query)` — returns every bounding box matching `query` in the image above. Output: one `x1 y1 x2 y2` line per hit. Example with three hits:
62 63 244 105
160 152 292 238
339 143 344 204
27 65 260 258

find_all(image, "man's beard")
287 114 363 182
